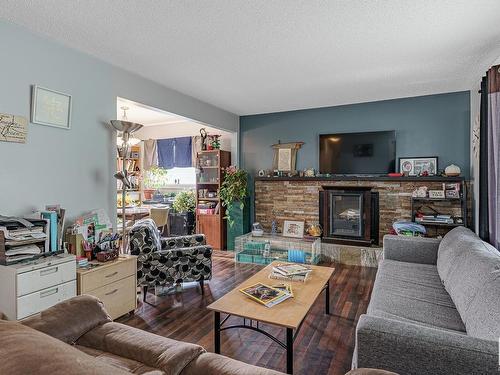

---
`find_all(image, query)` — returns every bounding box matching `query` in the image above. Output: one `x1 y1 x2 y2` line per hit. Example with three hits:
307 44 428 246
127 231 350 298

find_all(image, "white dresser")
0 253 76 320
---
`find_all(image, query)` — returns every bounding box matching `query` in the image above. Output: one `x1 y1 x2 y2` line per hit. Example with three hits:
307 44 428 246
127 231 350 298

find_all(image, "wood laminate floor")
117 257 377 375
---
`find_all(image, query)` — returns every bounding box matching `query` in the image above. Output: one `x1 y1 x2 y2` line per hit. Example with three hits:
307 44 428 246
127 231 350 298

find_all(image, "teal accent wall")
240 91 471 218
0 20 238 223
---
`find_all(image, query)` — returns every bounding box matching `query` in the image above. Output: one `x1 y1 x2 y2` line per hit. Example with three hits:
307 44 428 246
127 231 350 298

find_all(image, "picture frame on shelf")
31 85 72 130
399 156 438 176
282 220 305 238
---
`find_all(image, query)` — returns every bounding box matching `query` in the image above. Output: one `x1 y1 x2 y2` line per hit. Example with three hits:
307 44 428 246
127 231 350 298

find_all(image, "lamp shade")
110 120 144 134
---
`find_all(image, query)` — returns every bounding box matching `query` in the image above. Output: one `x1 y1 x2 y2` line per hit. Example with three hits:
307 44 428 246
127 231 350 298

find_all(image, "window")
164 167 196 186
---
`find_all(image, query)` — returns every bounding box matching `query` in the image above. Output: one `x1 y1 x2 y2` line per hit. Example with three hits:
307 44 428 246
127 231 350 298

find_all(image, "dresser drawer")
17 280 76 320
88 275 136 320
79 259 135 293
17 260 76 297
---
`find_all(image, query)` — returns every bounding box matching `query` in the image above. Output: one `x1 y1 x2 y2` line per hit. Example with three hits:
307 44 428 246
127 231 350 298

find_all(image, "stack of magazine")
269 263 312 282
240 282 293 308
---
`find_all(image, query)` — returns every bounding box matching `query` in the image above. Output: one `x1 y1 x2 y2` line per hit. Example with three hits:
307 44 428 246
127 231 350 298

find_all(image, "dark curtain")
157 137 192 169
479 64 500 249
479 76 489 242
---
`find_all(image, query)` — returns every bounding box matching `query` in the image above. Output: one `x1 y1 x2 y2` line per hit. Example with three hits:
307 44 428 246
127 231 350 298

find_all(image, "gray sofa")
353 227 500 375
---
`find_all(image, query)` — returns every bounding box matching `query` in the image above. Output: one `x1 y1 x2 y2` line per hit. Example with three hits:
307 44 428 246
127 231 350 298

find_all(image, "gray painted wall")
241 91 470 219
0 20 238 223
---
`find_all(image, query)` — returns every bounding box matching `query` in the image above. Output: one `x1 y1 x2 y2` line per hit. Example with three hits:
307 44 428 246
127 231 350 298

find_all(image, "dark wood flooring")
117 257 377 375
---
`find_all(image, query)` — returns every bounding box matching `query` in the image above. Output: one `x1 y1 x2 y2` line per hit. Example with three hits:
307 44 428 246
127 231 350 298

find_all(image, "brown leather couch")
0 295 283 375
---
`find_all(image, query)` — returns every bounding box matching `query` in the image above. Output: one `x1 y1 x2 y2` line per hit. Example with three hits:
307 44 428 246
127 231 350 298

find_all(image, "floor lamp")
110 120 143 253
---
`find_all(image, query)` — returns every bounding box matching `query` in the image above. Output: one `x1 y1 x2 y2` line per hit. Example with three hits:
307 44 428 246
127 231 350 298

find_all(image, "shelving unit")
116 145 142 208
195 150 231 250
410 180 468 237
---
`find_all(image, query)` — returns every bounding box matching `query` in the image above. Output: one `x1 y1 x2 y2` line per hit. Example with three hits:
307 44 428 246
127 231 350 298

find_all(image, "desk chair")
150 207 170 236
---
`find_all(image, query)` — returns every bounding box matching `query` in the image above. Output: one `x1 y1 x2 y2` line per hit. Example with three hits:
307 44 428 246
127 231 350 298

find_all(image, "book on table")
269 270 310 282
239 282 293 308
273 263 312 276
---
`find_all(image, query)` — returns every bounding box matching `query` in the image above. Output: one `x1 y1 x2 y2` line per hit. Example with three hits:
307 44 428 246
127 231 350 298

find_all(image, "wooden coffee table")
207 261 335 374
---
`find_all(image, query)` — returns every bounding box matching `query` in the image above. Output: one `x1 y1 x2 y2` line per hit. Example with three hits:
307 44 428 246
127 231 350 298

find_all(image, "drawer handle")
40 267 58 276
105 289 118 296
105 271 118 278
40 287 58 298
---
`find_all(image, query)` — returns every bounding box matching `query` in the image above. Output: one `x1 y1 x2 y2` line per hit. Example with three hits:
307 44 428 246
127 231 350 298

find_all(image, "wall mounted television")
319 131 396 175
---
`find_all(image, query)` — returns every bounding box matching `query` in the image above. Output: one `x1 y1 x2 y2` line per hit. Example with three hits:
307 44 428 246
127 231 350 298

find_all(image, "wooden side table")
76 255 137 320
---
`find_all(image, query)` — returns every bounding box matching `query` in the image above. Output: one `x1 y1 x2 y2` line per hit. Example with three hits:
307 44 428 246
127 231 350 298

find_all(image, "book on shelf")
239 282 293 308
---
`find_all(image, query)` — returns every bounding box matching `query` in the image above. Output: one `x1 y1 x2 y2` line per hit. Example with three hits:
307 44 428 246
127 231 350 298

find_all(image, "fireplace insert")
319 186 379 246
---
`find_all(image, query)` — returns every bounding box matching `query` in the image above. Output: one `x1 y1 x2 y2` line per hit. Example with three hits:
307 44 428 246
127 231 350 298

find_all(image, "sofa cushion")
437 227 500 341
77 345 162 374
0 320 129 375
22 295 111 344
368 260 465 332
181 352 284 375
77 322 205 375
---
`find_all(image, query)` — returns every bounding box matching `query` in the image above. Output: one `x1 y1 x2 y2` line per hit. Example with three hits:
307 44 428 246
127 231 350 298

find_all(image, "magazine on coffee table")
273 263 312 276
239 282 293 308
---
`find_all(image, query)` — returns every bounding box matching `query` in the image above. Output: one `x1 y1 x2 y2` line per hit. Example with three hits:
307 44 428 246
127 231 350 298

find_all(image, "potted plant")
172 190 196 234
143 166 168 200
219 166 249 250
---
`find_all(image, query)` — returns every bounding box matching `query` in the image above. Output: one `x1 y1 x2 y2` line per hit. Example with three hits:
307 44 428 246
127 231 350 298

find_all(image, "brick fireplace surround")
254 176 470 267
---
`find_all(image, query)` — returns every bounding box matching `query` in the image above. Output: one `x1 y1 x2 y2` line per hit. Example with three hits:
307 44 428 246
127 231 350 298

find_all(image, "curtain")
143 139 158 170
191 136 203 167
157 137 192 169
479 64 500 249
487 65 500 248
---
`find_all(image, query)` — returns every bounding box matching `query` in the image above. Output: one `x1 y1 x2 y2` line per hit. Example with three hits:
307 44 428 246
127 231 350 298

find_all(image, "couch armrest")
181 352 285 375
383 235 441 264
354 314 498 375
77 322 205 375
22 295 111 344
161 234 206 249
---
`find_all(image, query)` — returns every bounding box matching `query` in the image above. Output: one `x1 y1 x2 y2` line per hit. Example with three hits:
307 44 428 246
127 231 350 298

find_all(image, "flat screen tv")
319 131 396 175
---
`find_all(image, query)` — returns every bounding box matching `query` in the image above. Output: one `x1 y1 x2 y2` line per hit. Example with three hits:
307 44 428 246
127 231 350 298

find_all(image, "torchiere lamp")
110 118 143 253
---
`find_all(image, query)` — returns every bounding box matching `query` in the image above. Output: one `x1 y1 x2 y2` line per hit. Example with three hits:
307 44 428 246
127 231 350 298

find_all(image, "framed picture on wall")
399 156 438 176
31 85 72 129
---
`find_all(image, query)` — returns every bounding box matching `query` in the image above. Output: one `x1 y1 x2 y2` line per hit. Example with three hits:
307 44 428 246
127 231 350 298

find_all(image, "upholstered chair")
128 219 212 301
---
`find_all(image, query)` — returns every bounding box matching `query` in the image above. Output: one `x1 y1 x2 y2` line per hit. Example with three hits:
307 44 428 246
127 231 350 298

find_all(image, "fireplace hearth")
319 186 379 246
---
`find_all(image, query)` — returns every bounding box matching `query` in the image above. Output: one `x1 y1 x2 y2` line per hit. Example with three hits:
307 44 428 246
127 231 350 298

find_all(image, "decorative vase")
143 189 155 200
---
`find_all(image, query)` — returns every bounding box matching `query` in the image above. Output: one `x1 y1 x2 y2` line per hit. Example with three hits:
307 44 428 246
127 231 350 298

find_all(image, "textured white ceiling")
2 1 500 115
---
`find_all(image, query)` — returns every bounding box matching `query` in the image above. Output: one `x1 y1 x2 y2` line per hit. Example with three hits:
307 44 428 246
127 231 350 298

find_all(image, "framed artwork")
282 220 305 238
31 85 72 129
399 157 438 176
0 113 28 143
271 141 304 172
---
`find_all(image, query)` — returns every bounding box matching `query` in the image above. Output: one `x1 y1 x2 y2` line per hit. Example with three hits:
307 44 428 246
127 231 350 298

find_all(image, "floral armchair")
128 219 212 301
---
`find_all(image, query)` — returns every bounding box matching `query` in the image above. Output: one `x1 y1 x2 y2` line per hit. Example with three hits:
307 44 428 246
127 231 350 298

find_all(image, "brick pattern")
255 179 471 244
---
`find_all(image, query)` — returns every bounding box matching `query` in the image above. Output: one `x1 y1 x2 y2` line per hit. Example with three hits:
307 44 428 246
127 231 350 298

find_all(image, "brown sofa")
0 295 283 375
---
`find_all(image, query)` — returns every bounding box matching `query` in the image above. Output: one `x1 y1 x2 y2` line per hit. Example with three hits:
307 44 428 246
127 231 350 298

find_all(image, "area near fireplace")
254 175 471 266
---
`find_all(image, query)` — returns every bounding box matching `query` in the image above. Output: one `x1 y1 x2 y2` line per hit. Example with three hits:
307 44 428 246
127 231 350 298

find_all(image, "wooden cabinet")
0 253 76 320
195 150 231 250
77 255 137 320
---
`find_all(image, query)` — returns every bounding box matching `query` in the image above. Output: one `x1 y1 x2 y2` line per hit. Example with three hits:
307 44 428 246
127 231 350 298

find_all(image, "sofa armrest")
181 352 285 375
77 322 205 375
161 234 206 249
22 295 111 344
383 235 441 264
354 314 498 375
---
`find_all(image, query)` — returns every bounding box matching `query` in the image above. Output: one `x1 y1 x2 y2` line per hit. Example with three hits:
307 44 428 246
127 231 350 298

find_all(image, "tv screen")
319 131 396 174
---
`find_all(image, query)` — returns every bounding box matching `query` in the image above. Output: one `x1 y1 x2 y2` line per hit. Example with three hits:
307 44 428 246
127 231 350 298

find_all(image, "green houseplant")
172 190 196 234
143 166 168 199
219 166 249 250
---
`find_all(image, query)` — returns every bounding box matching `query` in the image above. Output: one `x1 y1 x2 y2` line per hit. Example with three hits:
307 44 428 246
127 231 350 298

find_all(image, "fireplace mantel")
254 175 465 182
